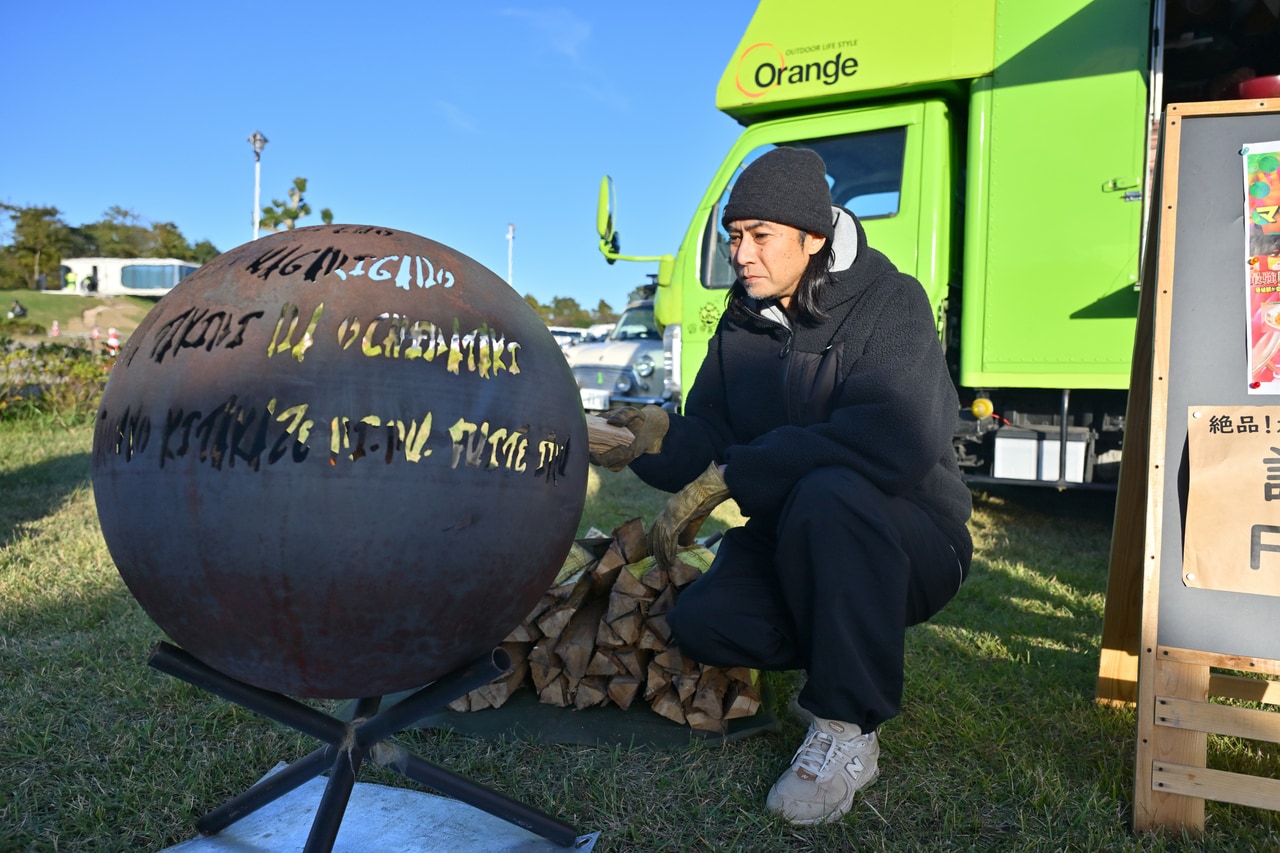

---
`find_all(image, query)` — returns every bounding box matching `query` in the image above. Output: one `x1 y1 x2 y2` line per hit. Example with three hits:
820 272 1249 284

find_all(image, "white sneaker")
765 717 880 825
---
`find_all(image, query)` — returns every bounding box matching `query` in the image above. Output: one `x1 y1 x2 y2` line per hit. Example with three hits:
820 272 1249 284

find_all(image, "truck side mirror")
597 176 616 244
594 174 673 277
598 176 622 263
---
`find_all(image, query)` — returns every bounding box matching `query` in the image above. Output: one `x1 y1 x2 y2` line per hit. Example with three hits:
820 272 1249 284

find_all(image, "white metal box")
992 427 1088 483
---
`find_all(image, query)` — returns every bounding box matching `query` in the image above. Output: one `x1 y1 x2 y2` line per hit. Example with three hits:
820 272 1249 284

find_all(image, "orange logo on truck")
735 42 787 98
737 41 860 99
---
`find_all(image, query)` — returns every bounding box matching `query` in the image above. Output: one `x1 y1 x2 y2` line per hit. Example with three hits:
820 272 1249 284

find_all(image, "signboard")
1147 105 1280 661
1095 98 1280 833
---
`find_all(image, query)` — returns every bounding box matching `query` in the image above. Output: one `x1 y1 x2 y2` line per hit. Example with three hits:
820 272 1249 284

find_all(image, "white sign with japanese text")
1184 404 1280 596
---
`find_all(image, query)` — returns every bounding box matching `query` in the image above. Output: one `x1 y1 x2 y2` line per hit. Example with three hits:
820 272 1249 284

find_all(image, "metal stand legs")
148 642 585 852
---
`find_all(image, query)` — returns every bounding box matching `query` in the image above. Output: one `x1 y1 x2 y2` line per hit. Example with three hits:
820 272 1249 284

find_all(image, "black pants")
668 467 966 732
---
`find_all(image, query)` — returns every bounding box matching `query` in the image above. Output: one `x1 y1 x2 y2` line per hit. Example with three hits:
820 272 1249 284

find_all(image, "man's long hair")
728 235 833 326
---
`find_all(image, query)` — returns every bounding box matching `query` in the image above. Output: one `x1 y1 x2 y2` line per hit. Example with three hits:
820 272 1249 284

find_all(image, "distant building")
58 258 201 297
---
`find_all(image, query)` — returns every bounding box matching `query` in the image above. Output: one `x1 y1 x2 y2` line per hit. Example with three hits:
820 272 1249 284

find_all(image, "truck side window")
702 128 908 289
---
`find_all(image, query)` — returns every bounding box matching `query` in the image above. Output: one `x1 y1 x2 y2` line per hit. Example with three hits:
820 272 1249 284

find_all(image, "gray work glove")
589 405 669 471
648 462 730 567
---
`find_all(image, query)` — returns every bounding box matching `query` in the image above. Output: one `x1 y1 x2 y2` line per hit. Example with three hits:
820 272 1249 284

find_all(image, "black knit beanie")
722 147 834 239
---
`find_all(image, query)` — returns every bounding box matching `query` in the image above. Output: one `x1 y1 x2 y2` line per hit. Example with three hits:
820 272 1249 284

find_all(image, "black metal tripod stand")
148 642 588 852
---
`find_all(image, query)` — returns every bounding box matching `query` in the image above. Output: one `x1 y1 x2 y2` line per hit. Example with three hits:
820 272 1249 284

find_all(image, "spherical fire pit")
92 224 588 699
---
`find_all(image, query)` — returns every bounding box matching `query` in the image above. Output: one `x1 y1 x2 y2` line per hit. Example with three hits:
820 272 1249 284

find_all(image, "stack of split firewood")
446 517 762 733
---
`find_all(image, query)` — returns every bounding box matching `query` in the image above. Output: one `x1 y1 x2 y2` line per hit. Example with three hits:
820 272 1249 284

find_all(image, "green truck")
595 0 1279 487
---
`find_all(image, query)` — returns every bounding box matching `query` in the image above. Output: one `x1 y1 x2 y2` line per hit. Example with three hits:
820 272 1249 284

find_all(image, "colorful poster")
1244 141 1280 393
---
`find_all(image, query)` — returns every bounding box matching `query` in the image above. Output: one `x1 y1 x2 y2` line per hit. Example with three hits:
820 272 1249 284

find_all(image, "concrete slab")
161 764 597 853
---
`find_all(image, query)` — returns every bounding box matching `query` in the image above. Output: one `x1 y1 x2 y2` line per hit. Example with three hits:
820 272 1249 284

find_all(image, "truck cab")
596 0 1280 487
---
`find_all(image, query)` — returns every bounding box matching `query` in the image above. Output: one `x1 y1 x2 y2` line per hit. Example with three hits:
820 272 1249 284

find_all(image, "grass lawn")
2 420 1279 851
1 288 158 344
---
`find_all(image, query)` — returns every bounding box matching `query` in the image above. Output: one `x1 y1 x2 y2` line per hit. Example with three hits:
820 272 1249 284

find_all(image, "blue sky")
2 2 758 311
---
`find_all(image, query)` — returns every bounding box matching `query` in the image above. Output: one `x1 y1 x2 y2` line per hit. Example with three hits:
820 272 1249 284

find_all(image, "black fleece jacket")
630 207 972 565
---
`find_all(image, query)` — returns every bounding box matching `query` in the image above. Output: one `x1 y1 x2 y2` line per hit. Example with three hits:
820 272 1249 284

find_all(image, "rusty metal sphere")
92 225 588 698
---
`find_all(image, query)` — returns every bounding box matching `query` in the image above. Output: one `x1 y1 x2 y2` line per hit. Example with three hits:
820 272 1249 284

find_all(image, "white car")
548 326 587 353
583 323 615 342
564 301 667 412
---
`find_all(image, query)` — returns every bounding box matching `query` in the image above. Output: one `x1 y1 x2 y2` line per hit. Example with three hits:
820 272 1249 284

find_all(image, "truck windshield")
703 127 907 289
610 304 661 341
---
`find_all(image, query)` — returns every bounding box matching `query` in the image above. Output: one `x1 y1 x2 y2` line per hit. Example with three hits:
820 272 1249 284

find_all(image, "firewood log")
614 648 649 681
685 709 724 733
673 672 699 705
610 610 644 647
724 679 763 720
606 676 642 710
636 623 667 651
528 643 563 692
551 539 601 587
605 587 643 623
611 563 656 600
475 674 521 710
573 676 609 710
652 647 685 672
535 606 574 640
649 687 686 724
595 617 625 648
667 554 705 588
692 667 731 719
538 675 571 708
644 660 672 701
441 526 764 732
586 650 622 677
611 516 649 564
555 597 609 682
648 585 675 617
644 613 672 645
639 562 669 592
536 574 591 639
585 414 636 458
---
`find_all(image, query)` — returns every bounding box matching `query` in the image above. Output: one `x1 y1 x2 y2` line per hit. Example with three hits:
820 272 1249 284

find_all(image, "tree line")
0 204 219 291
0 177 339 291
1 188 634 330
523 280 657 328
524 294 622 328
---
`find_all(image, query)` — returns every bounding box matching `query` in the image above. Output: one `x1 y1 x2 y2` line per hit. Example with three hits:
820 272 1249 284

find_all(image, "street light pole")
506 223 515 286
248 131 268 240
